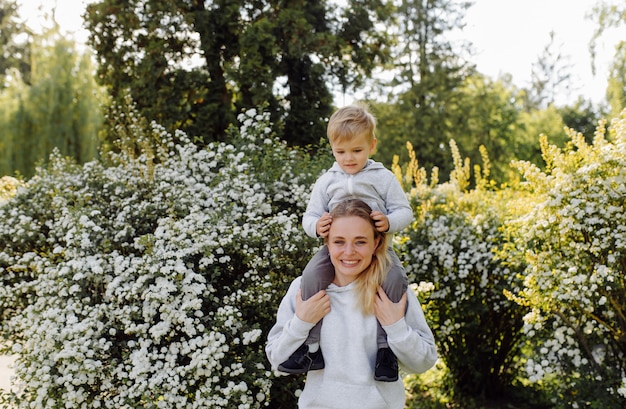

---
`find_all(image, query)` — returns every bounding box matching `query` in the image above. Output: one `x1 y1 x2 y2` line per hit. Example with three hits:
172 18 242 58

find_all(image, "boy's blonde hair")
327 103 376 145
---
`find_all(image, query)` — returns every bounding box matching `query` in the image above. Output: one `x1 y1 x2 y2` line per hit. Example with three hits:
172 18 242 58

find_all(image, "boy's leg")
278 246 334 374
377 248 408 347
300 246 334 345
375 248 408 382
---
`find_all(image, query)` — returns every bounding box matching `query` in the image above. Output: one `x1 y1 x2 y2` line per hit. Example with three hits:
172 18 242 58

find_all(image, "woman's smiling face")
327 215 380 286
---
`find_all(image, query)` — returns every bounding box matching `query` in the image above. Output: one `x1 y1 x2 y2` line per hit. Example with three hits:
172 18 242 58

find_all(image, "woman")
266 199 437 409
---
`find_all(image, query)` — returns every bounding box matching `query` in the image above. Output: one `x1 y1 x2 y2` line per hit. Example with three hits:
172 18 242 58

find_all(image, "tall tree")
449 74 523 182
0 0 31 88
373 0 475 180
558 97 601 143
527 31 574 109
374 73 527 185
605 43 626 117
589 0 626 117
83 0 392 147
0 26 105 177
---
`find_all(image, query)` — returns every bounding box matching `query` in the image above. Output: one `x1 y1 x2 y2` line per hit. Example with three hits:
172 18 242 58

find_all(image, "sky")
16 0 622 106
463 0 621 105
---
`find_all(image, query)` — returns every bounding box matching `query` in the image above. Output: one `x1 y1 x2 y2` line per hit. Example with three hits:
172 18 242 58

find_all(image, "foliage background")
1 106 625 408
0 108 326 408
1 0 625 407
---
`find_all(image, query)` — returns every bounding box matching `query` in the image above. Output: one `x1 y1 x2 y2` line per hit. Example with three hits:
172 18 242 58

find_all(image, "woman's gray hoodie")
266 277 438 409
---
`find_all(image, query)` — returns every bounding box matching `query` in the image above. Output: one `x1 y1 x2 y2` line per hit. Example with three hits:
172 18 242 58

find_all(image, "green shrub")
5 100 624 409
395 142 527 399
0 107 322 408
505 111 626 408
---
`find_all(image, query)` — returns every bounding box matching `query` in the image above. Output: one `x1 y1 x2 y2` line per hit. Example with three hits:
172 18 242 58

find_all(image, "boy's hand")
295 289 331 324
370 211 389 232
316 212 332 237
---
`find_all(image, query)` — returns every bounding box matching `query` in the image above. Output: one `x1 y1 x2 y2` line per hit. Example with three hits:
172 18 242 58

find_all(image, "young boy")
278 103 413 382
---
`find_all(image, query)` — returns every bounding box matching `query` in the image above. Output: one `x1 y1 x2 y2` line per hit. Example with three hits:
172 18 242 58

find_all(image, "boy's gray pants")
300 245 408 349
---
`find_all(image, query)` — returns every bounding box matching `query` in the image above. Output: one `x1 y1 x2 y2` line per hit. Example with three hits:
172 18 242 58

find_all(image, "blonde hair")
326 199 390 315
327 103 376 145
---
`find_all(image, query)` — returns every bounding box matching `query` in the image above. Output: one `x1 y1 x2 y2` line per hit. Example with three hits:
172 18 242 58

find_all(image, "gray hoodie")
266 277 438 409
303 160 413 238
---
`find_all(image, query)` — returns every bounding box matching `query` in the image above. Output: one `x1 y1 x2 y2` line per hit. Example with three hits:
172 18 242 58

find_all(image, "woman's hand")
374 286 406 326
295 289 331 324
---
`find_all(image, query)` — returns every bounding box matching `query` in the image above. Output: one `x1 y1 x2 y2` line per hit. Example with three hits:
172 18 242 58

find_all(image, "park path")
0 354 15 392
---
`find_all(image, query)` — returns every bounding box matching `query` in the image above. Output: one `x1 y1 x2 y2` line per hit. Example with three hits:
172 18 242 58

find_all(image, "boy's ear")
370 138 377 154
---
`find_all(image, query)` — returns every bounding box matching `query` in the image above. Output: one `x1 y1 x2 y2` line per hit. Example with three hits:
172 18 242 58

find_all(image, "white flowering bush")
394 142 526 398
0 176 21 202
505 111 626 408
0 107 323 408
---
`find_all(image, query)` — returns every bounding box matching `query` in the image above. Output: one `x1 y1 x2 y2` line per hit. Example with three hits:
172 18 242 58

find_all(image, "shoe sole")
277 365 309 374
374 375 398 382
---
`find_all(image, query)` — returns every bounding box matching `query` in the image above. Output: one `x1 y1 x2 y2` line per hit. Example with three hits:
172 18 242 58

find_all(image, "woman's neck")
332 275 358 287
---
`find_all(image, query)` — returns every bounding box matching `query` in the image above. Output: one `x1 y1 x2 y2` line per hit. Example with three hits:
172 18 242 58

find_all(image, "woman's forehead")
328 216 373 237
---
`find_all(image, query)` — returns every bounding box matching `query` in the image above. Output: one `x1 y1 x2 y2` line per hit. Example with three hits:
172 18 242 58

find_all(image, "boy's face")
331 133 377 175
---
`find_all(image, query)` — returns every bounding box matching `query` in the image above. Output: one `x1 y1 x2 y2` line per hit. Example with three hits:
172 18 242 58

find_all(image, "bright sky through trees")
465 0 621 106
17 0 622 106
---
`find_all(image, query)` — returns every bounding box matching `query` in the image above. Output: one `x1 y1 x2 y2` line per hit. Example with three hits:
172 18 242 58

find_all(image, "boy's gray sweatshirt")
265 277 438 409
303 160 413 238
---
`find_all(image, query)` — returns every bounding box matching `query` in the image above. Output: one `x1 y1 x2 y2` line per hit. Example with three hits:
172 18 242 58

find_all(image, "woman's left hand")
374 286 406 326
